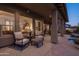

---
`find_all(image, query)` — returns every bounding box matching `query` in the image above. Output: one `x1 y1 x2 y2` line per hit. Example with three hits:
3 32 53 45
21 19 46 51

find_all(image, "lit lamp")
23 23 32 32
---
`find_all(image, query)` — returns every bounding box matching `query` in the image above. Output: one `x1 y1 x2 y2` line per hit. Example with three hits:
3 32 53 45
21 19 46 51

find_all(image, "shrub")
66 30 72 34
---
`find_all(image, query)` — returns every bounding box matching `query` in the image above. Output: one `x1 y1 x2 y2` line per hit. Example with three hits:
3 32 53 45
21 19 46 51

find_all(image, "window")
2 19 14 35
3 20 13 31
0 10 14 35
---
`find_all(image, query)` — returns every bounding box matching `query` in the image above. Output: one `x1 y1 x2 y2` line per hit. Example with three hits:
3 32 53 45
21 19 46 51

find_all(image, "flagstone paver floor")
0 35 79 56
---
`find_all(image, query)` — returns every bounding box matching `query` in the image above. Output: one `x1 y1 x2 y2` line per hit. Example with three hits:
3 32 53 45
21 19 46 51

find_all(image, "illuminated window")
5 21 10 31
0 10 14 35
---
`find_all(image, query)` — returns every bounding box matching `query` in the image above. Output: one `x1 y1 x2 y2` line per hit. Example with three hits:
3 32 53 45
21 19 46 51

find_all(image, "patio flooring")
0 34 79 56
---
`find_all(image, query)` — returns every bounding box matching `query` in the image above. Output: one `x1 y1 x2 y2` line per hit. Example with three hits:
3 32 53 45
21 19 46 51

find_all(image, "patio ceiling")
16 3 68 22
55 3 68 22
0 3 68 24
16 4 54 17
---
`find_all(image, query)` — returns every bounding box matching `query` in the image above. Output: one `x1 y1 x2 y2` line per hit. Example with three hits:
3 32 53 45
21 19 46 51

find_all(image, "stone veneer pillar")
51 10 58 44
60 19 65 36
58 19 61 33
14 12 20 32
42 22 43 33
64 21 66 34
32 18 35 37
0 25 2 36
49 24 51 35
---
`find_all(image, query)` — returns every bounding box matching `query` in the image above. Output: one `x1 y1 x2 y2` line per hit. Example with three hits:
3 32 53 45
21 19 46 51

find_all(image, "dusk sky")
66 3 79 26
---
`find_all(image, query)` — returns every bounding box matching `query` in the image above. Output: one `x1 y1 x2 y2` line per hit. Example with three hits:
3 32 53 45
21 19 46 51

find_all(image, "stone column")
44 24 47 34
14 12 20 32
58 19 61 33
42 22 43 33
0 25 2 36
49 24 51 35
60 19 65 36
51 10 58 44
32 18 35 37
64 21 66 34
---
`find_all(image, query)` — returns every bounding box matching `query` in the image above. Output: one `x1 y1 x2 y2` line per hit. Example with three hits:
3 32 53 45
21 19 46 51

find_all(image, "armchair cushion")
35 35 43 39
15 38 29 45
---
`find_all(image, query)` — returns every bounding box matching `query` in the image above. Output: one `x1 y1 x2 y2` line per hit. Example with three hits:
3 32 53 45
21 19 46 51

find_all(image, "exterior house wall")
0 35 14 47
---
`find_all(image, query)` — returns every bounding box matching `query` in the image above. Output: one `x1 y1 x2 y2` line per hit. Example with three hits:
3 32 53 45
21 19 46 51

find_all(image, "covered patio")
0 3 71 56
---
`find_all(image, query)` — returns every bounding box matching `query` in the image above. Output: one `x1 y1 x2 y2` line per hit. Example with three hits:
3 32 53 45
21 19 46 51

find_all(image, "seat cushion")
32 39 40 42
32 36 43 42
15 39 29 45
36 35 43 39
